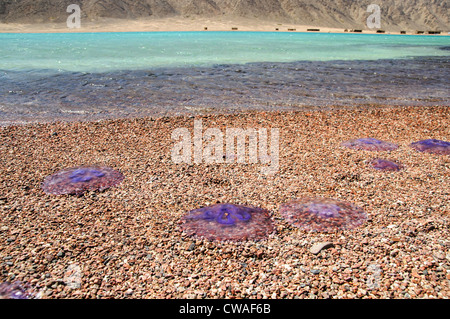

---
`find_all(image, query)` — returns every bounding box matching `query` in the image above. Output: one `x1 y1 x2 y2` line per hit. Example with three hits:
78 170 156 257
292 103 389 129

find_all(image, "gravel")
0 105 449 299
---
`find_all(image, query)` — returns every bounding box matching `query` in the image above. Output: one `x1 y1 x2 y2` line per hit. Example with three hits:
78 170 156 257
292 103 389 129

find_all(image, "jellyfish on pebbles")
42 165 124 195
369 158 402 171
409 139 450 155
280 197 367 232
341 138 398 151
0 281 36 299
179 203 275 241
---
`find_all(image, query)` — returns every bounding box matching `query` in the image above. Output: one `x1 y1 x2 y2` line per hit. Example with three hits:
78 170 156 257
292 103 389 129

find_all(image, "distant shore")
0 16 448 35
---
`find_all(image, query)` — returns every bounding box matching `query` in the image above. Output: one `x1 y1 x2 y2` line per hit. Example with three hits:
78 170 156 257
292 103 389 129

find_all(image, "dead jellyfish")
369 158 402 171
42 165 124 195
341 138 398 151
69 168 105 182
409 139 450 155
0 281 35 299
280 197 367 232
180 203 275 241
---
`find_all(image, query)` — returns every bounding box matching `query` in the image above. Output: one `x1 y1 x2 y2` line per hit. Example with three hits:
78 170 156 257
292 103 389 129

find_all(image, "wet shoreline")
1 56 449 126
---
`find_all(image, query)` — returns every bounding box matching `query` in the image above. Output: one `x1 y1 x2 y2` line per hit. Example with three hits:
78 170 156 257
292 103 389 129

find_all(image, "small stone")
125 289 133 295
310 242 334 255
255 250 264 259
433 252 445 260
310 269 321 275
390 249 400 257
57 251 65 258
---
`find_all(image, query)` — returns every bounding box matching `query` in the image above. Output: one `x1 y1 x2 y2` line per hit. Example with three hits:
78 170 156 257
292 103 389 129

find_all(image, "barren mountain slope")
0 0 448 31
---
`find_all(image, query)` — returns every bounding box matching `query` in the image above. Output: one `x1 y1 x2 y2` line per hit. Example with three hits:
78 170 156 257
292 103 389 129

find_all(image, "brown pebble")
310 242 334 255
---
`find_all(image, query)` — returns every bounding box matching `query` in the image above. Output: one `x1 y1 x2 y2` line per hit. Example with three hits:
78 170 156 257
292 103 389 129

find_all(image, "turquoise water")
1 31 449 72
0 31 449 125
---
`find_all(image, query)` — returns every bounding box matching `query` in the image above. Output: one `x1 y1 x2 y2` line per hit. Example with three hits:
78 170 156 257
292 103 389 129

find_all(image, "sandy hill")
0 0 448 31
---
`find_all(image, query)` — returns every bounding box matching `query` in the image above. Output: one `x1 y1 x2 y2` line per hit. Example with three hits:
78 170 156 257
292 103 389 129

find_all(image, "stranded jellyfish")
341 138 398 151
280 197 367 232
409 139 450 155
180 203 275 241
42 165 124 195
369 158 402 171
0 281 35 299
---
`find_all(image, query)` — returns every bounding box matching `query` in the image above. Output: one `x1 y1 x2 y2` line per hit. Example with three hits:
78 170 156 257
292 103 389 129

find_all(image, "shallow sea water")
0 31 449 125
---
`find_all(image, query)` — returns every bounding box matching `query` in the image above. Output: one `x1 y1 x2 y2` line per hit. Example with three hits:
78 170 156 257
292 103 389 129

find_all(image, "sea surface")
0 31 449 125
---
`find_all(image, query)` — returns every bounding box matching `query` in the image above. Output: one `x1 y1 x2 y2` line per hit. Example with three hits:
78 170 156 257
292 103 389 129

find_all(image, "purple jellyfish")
180 203 275 241
369 158 402 171
42 165 124 195
0 281 35 299
280 197 367 232
409 139 450 155
341 138 398 151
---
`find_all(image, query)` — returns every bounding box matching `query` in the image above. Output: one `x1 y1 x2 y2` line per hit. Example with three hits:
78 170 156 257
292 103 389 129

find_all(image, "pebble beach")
0 105 449 299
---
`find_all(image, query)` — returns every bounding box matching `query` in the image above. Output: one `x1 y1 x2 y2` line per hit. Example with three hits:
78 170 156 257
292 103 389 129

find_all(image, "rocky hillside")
0 0 448 31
